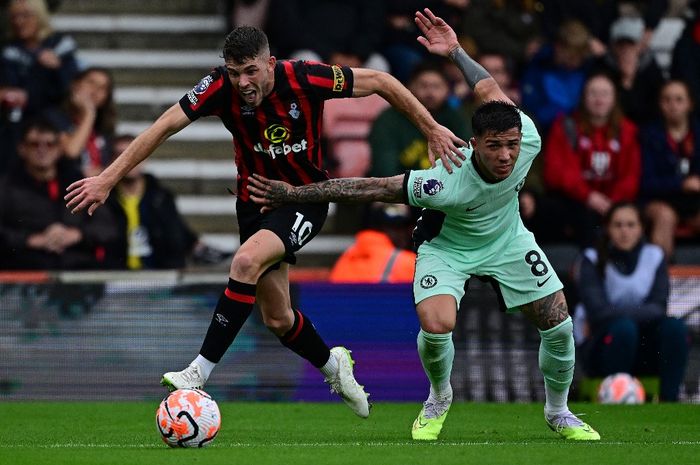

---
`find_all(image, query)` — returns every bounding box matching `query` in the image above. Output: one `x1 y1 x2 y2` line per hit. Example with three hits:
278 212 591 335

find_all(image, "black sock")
199 278 256 363
278 310 331 368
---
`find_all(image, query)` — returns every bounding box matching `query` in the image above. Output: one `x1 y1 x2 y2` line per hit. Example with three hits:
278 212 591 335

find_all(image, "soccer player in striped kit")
65 25 466 418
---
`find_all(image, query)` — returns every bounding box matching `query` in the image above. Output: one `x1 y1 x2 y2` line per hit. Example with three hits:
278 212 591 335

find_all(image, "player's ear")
268 55 276 70
469 136 477 151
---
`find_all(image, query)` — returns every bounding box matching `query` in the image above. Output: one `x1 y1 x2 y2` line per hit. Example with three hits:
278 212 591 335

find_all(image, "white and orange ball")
597 373 645 404
156 388 221 447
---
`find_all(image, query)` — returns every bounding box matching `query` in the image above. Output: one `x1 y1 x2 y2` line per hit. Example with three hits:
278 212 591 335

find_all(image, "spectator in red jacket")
534 72 641 246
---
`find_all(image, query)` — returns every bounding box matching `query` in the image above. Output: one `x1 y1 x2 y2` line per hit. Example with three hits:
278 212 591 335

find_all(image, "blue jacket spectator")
521 20 592 132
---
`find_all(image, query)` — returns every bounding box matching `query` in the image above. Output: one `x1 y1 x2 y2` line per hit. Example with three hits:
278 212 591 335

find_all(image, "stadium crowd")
0 0 695 405
1 0 700 268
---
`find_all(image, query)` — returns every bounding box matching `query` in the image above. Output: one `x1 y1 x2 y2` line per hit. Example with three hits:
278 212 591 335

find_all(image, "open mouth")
240 89 257 103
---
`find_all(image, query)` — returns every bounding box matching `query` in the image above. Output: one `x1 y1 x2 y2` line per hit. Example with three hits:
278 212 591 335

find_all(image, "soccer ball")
156 388 221 447
597 373 645 404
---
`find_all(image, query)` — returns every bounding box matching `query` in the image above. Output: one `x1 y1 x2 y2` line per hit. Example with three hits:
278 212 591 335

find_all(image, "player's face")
471 128 522 181
607 206 643 251
225 53 276 108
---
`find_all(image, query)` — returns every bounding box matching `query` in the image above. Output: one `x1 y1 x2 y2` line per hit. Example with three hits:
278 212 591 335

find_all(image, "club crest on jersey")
515 178 525 192
413 176 423 198
289 102 301 119
423 179 444 196
420 275 437 289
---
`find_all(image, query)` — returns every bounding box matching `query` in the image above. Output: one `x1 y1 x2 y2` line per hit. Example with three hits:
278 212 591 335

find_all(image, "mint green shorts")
413 227 563 312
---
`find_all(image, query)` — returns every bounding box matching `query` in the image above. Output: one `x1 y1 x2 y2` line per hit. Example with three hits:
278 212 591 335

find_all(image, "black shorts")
236 199 329 265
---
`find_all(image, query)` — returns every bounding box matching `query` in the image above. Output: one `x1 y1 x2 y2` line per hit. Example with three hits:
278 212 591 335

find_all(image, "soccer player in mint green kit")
248 8 600 442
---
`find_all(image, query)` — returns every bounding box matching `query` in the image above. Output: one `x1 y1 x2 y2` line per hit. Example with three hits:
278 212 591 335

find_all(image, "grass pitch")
1 402 698 465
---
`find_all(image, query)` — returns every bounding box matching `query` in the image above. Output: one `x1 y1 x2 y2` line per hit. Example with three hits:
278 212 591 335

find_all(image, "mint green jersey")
405 110 540 255
404 110 562 309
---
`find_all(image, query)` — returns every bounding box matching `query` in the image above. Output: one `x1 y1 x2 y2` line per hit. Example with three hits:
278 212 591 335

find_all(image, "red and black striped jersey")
178 60 354 201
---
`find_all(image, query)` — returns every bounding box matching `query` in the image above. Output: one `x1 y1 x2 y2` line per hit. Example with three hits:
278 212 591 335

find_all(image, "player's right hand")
64 175 111 215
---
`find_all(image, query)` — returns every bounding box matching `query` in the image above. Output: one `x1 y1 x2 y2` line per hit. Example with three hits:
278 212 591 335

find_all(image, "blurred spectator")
382 0 468 83
573 202 689 402
44 67 116 177
640 79 700 259
266 0 389 71
329 203 416 283
521 19 593 132
103 135 231 270
0 0 79 117
0 0 79 169
534 72 641 246
671 1 700 107
458 0 544 70
226 0 270 30
459 51 521 118
539 0 669 54
593 17 665 125
369 60 471 178
0 118 116 270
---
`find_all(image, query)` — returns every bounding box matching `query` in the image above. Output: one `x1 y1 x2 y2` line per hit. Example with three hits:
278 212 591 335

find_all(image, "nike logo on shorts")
537 275 552 287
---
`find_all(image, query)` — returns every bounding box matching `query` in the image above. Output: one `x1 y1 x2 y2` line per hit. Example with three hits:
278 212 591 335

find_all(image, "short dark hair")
222 26 270 64
408 59 449 85
20 116 59 141
471 101 521 137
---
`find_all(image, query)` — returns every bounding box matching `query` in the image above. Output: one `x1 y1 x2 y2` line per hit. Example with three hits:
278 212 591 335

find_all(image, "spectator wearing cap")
329 203 416 283
593 16 665 125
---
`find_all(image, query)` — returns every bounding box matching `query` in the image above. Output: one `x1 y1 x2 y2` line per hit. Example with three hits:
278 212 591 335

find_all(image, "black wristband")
448 47 490 89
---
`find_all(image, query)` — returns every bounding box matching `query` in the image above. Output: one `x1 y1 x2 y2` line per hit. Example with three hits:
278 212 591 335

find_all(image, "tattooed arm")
248 173 405 208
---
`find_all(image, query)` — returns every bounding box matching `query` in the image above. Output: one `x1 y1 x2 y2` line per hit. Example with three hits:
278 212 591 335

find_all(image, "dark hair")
408 59 449 85
20 116 59 140
471 100 521 136
69 67 116 137
594 201 643 277
222 26 270 64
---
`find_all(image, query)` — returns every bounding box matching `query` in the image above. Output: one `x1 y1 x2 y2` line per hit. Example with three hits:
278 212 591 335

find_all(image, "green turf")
1 402 699 465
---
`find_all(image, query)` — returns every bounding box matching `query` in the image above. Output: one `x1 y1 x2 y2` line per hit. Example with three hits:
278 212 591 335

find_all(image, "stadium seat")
323 94 389 177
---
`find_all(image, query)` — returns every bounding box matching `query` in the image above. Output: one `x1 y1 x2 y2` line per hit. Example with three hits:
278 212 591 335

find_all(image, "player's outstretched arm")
248 173 405 209
65 103 191 215
415 8 512 106
351 67 467 173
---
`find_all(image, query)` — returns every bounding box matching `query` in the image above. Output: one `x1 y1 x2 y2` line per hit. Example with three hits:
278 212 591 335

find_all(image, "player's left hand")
248 174 293 212
415 8 460 57
427 124 467 173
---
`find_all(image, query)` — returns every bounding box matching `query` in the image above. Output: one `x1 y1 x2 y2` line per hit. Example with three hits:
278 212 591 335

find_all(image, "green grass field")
1 402 699 465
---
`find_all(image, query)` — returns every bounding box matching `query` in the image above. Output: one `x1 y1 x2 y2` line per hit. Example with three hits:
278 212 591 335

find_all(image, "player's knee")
230 251 265 281
420 318 455 334
262 311 294 336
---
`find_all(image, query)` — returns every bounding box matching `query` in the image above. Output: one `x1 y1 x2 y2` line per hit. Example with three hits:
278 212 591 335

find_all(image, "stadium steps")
51 4 354 260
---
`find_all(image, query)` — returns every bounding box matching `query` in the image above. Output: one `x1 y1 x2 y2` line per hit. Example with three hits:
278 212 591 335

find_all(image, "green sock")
417 329 455 399
538 316 575 415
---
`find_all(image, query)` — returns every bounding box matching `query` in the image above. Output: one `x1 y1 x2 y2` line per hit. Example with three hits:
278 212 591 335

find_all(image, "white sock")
319 352 339 379
193 354 216 380
544 384 570 416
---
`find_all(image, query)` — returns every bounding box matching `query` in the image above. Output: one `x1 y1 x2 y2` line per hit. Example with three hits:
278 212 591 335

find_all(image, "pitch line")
3 441 700 448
